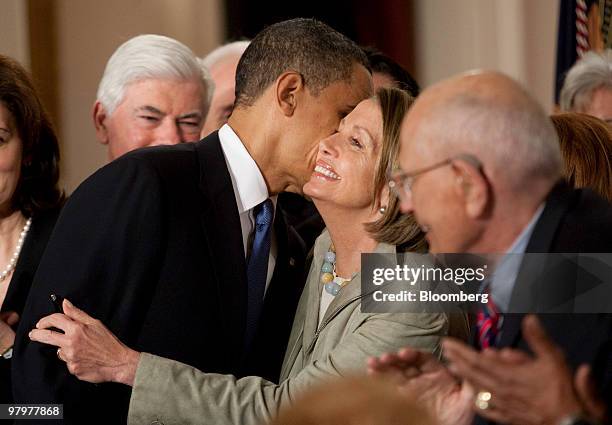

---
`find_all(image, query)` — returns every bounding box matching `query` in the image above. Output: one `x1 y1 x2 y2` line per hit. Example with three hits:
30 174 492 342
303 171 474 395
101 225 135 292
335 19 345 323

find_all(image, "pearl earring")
379 206 387 214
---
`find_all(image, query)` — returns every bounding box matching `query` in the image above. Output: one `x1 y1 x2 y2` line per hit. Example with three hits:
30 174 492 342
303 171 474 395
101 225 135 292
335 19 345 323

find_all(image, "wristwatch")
1 346 12 360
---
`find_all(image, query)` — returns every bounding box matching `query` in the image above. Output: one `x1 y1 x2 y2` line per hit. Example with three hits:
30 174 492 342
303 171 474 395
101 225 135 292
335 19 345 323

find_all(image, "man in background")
560 49 612 123
362 46 420 96
92 34 211 160
200 40 250 137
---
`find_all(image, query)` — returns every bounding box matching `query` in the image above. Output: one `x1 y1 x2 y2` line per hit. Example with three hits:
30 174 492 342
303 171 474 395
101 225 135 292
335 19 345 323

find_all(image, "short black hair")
235 18 370 107
362 46 420 97
0 54 64 216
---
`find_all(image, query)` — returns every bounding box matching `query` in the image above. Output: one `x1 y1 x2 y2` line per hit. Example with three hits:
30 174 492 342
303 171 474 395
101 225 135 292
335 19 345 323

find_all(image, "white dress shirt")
218 124 277 291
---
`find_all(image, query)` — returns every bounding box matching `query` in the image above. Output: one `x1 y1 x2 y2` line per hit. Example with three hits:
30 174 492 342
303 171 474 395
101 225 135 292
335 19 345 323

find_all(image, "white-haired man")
370 71 612 425
200 40 250 137
93 34 211 160
560 49 612 123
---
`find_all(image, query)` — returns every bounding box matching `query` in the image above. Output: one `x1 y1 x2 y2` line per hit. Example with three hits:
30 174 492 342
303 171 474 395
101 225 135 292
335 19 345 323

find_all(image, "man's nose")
156 119 181 145
399 191 414 214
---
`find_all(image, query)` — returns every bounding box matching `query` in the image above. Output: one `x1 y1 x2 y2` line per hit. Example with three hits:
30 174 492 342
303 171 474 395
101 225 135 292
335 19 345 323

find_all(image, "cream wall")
0 0 29 67
53 0 223 192
413 0 560 112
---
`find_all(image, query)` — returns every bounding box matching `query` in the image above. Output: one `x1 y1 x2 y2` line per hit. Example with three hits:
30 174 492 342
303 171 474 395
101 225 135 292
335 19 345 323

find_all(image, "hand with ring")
474 390 495 411
443 315 606 425
28 298 140 386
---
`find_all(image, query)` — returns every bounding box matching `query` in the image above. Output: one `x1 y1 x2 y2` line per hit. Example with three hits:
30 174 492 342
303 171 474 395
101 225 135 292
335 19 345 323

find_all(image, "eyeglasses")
388 154 482 201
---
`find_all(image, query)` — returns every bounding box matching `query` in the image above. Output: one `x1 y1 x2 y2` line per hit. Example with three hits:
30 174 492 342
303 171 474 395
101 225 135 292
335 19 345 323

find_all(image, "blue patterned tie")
244 198 274 351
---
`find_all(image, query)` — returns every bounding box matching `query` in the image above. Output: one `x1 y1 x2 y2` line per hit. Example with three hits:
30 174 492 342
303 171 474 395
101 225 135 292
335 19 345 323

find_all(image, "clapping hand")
443 315 607 425
367 347 475 425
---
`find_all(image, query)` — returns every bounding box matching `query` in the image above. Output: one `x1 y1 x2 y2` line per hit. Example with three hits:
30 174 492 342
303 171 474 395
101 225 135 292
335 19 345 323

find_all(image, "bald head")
402 71 562 192
398 71 562 253
200 41 250 137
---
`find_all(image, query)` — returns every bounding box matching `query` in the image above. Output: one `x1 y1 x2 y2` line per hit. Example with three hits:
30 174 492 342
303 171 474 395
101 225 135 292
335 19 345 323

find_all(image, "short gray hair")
201 40 250 70
199 40 250 108
560 49 612 111
97 34 210 116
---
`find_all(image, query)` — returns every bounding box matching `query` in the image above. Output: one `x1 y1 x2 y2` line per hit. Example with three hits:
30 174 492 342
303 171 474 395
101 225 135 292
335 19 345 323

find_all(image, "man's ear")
275 72 304 117
451 159 490 219
92 101 110 145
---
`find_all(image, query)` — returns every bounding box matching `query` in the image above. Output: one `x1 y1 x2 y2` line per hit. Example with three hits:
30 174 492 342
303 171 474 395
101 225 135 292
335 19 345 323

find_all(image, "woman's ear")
377 185 390 214
275 72 304 117
451 159 489 219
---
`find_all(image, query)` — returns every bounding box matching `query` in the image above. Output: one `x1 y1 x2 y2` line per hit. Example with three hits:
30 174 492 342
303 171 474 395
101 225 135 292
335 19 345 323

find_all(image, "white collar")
218 124 269 214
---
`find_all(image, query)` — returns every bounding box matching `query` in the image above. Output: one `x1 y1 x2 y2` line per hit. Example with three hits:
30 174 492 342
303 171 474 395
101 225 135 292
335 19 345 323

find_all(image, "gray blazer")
128 230 468 425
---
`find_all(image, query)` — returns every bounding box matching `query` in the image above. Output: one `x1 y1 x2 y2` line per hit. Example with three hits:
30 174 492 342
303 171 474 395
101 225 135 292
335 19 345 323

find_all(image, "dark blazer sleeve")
12 155 166 424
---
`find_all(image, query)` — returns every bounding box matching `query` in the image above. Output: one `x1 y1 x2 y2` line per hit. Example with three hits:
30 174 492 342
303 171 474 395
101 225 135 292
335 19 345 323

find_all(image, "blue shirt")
489 204 545 312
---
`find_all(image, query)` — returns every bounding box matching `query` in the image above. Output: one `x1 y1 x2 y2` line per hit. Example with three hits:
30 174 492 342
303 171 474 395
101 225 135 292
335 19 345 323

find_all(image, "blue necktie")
244 198 274 351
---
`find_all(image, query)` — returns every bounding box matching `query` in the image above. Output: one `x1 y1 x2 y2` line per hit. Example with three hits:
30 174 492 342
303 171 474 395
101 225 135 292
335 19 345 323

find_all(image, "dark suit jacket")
0 207 61 404
473 182 612 424
12 132 307 424
277 192 324 252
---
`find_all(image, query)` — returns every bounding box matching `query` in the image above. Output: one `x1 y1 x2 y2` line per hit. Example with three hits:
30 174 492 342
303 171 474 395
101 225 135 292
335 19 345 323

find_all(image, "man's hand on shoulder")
29 299 141 386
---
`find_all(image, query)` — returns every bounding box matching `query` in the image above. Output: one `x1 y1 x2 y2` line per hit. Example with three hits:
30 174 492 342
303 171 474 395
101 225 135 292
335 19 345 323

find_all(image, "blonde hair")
365 87 426 252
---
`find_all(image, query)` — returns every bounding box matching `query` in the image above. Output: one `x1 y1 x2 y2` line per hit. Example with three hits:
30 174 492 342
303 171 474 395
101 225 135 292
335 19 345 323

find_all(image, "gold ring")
475 391 492 410
56 348 63 361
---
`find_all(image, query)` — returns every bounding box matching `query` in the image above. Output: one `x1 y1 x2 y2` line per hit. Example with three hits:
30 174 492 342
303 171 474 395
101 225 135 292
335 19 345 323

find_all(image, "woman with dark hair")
0 54 65 401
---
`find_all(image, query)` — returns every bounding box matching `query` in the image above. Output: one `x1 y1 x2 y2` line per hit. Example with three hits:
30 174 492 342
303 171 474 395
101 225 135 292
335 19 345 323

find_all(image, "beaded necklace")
320 245 357 296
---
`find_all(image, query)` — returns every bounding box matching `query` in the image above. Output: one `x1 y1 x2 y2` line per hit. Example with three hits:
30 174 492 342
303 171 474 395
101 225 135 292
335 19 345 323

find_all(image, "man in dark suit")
13 18 372 423
369 71 612 425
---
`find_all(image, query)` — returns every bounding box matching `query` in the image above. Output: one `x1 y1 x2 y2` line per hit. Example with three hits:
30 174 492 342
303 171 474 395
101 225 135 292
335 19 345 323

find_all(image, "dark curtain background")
223 0 417 80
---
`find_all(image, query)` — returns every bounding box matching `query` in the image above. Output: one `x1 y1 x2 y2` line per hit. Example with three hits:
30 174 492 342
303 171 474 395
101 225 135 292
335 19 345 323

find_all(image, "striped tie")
476 290 501 349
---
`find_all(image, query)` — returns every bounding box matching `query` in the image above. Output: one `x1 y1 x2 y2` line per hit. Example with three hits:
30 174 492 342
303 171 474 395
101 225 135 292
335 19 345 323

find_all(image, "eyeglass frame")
387 153 483 201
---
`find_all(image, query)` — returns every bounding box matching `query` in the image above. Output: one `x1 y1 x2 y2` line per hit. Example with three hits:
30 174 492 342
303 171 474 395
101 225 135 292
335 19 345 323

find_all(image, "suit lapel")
499 181 574 348
301 232 326 357
196 132 248 361
280 286 309 379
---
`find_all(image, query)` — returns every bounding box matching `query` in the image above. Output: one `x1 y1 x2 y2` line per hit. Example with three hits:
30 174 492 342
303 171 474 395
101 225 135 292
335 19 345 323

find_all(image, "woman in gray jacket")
30 87 468 425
